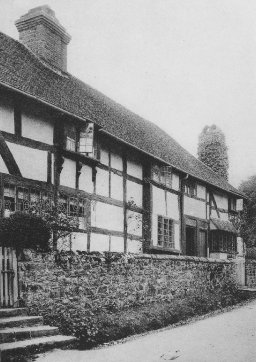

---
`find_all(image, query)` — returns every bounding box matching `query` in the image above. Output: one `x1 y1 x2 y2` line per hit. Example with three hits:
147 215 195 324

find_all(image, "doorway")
186 226 196 256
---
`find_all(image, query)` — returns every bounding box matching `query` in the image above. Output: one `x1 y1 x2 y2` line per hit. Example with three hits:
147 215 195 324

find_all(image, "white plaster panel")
111 172 123 201
210 209 229 221
152 215 158 246
0 155 8 174
60 158 76 189
237 199 243 211
127 180 143 207
91 202 124 232
79 165 94 194
100 145 109 166
7 142 47 182
214 193 228 210
127 239 143 253
197 184 206 199
110 236 125 252
90 233 110 252
127 157 143 179
0 98 14 133
152 186 166 216
22 111 53 144
71 232 87 252
166 192 179 220
172 173 180 191
127 210 142 236
96 167 109 197
184 196 206 219
111 151 123 171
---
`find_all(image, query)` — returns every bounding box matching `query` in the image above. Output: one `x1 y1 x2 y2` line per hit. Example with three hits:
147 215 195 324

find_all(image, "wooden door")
0 247 18 308
198 230 207 257
186 226 196 256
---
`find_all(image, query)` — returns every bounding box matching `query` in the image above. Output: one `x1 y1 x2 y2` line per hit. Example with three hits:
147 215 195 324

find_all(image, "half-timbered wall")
151 185 180 250
211 191 229 221
60 158 76 189
184 195 206 219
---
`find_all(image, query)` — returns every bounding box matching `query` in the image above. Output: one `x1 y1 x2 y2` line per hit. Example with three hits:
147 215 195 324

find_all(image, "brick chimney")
15 5 71 72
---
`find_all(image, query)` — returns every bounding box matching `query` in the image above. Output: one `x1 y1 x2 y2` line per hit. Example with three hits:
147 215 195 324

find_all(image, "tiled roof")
0 32 244 197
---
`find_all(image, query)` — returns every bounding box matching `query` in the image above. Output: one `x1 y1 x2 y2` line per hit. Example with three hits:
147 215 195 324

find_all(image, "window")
229 198 236 211
157 216 175 248
4 184 16 216
210 231 237 254
79 123 94 156
152 165 172 188
66 136 76 152
184 180 197 197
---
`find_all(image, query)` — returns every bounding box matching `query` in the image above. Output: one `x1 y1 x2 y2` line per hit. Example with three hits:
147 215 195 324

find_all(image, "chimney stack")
15 5 71 72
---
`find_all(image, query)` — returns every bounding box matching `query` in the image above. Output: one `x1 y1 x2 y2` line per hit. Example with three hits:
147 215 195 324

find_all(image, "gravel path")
35 299 256 362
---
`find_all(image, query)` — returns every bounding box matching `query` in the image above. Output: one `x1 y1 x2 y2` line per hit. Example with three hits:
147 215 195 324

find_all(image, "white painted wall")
90 233 110 252
96 167 109 197
22 110 53 144
184 196 206 219
7 142 47 182
152 185 180 249
127 239 143 253
60 158 76 189
127 157 143 179
0 98 14 133
0 155 8 174
111 172 123 201
197 184 206 199
211 209 229 221
214 192 228 210
91 201 124 232
79 165 94 194
100 145 109 166
172 173 180 191
127 180 143 207
111 150 123 171
127 210 142 237
110 236 125 252
71 232 87 252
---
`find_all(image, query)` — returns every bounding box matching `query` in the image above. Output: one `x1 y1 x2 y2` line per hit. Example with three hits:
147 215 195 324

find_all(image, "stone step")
0 315 43 329
0 325 59 343
0 308 27 318
0 335 77 359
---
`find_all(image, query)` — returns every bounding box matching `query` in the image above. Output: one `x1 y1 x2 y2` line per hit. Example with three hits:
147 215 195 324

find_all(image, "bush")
0 212 51 251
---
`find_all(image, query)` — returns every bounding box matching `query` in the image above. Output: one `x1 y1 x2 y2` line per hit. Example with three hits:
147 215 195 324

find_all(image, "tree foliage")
198 125 229 180
238 175 256 247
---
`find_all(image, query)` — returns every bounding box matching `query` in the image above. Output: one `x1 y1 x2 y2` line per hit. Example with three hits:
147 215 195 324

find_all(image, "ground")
35 299 256 362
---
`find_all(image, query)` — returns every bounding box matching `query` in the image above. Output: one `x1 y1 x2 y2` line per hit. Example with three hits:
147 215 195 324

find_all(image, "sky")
0 0 256 187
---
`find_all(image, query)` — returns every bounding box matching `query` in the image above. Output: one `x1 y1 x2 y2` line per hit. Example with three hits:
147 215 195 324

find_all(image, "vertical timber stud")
180 174 188 255
0 173 3 218
14 97 22 137
123 152 128 253
142 160 152 253
47 151 52 184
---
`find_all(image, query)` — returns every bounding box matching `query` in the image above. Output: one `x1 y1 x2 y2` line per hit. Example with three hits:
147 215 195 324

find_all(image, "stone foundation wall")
17 251 238 346
245 259 256 287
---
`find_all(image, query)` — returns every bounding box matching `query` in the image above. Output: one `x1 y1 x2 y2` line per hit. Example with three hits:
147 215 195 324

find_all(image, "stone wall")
18 251 238 346
245 259 256 287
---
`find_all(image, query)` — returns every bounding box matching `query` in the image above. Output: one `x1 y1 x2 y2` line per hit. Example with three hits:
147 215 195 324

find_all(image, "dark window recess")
229 198 237 211
157 216 175 248
184 180 197 197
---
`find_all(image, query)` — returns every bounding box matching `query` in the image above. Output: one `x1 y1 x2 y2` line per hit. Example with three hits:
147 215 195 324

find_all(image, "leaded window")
157 216 175 248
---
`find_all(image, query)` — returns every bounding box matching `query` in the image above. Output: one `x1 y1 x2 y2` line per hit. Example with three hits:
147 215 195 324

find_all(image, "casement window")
184 180 197 197
79 123 94 156
210 230 237 254
66 136 76 152
3 184 16 216
152 165 172 188
157 215 175 249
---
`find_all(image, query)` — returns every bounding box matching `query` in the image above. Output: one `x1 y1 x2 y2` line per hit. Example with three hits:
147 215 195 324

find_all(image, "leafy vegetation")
0 212 51 251
198 125 229 180
239 175 256 247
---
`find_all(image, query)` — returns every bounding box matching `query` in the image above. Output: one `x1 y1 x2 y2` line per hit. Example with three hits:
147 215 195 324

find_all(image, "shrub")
0 212 51 251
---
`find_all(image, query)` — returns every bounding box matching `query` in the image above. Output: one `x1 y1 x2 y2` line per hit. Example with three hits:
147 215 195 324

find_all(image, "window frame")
157 215 175 249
